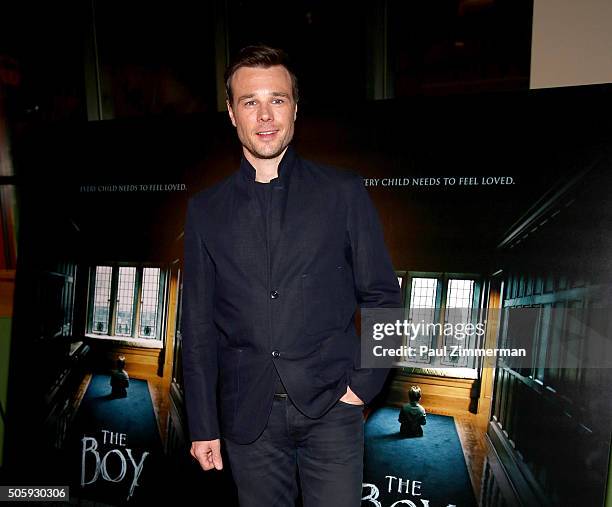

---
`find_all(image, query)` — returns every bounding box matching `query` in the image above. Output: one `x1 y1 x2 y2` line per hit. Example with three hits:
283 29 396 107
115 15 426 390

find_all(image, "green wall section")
607 441 612 507
0 317 11 468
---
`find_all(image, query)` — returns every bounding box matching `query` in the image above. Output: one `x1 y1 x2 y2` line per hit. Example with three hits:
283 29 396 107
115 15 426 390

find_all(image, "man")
181 45 401 507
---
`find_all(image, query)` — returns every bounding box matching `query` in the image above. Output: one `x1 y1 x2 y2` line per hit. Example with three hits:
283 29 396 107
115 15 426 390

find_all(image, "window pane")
139 267 161 338
115 267 136 336
443 279 476 365
409 277 438 363
446 279 475 317
409 277 437 309
92 266 112 334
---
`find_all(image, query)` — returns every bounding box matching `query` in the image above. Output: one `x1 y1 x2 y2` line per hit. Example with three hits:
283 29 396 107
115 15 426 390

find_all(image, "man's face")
227 65 297 160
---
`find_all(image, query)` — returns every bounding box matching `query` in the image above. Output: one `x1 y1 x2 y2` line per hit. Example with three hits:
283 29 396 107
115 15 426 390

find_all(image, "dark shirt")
398 401 426 437
253 176 286 394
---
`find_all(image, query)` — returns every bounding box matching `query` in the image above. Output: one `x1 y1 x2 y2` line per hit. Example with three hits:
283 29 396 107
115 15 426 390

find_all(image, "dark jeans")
223 395 365 507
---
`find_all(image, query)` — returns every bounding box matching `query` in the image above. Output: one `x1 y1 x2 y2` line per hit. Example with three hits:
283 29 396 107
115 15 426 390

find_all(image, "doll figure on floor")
399 385 427 437
110 355 130 398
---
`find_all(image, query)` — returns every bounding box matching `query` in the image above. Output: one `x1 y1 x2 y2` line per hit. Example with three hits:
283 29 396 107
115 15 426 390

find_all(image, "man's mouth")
256 129 279 138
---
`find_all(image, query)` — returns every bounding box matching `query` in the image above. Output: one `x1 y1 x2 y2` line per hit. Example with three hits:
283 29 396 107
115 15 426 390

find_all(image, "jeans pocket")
337 399 364 408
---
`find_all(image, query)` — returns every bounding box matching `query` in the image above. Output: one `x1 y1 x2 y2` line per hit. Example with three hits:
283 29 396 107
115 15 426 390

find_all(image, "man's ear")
227 100 237 127
294 103 298 121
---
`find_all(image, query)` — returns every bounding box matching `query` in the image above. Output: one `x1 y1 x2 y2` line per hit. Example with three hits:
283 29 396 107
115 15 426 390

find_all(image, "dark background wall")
0 0 533 122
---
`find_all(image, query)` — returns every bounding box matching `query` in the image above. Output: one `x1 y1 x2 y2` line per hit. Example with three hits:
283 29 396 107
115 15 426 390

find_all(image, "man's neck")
244 146 288 183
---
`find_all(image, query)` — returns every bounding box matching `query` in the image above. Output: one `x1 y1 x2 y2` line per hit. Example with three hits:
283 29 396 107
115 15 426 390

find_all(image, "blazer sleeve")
345 175 402 404
181 197 220 441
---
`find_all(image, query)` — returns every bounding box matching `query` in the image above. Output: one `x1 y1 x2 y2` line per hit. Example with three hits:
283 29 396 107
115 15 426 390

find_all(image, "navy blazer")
181 145 401 444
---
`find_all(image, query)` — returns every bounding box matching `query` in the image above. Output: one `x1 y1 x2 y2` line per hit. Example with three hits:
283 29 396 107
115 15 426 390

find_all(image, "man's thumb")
212 444 223 470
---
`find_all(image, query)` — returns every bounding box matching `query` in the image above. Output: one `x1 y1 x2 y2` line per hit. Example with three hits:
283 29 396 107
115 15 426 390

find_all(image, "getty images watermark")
372 318 504 359
360 307 612 369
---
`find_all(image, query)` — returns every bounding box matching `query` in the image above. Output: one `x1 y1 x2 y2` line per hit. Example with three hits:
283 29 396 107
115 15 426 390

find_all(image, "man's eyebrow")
237 93 255 102
237 91 290 102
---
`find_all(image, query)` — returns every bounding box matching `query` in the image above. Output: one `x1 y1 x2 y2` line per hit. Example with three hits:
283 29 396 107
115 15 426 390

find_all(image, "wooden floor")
147 376 171 450
73 375 487 504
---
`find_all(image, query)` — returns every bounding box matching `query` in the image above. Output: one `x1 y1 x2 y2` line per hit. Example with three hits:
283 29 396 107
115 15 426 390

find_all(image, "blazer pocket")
301 266 347 335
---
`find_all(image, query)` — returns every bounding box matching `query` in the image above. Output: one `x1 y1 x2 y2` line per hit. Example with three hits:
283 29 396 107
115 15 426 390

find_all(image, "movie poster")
2 84 612 506
2 116 239 505
354 85 612 507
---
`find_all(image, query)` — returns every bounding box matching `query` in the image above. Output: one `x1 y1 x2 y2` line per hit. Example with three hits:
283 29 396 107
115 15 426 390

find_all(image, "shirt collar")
239 144 296 186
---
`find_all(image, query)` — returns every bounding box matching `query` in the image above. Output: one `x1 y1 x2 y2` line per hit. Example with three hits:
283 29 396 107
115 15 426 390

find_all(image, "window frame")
397 270 483 369
87 262 166 341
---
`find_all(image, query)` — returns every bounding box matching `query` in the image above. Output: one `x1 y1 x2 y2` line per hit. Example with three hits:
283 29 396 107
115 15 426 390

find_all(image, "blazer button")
270 290 279 299
271 350 280 357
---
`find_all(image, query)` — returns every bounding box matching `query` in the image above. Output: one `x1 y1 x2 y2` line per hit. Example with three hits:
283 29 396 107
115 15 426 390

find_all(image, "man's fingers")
341 386 364 405
203 455 215 471
191 440 223 471
197 449 215 470
211 447 224 470
208 439 223 470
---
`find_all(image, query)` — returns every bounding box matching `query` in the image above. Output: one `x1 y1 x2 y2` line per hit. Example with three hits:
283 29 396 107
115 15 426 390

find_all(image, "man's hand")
191 439 223 471
339 385 364 405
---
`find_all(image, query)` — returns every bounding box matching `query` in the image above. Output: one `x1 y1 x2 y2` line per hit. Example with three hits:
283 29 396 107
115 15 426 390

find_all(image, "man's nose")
258 103 272 121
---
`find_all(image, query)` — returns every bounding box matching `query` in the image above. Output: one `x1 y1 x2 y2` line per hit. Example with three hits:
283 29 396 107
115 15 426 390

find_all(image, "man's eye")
272 99 284 104
245 100 256 106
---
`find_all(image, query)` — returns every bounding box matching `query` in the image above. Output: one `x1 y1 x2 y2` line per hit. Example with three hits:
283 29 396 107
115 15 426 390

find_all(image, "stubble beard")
242 128 294 161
